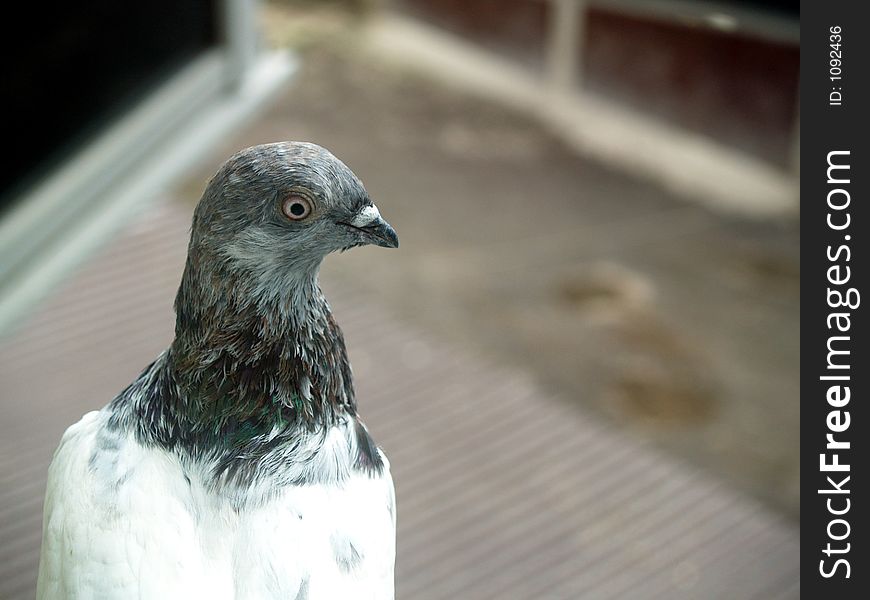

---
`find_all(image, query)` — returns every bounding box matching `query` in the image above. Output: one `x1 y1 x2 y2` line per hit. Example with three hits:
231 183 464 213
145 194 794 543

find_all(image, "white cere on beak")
351 204 382 227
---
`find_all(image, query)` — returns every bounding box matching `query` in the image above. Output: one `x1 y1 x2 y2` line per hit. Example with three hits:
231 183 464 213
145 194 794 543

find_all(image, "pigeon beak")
340 204 399 249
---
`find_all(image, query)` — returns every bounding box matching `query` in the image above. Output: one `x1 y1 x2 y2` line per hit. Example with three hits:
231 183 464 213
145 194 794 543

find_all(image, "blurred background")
0 1 799 598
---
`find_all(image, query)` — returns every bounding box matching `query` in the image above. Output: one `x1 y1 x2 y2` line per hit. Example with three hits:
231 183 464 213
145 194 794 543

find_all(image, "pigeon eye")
282 195 312 221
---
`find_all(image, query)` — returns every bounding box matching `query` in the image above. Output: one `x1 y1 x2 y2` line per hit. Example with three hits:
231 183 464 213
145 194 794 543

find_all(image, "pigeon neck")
166 265 357 437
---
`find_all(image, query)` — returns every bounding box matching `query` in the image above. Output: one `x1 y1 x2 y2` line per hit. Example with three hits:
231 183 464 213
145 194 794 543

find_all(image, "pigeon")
36 142 399 599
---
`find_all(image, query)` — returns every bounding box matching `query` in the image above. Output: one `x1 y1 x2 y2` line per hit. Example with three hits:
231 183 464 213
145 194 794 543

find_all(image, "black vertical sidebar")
801 2 867 597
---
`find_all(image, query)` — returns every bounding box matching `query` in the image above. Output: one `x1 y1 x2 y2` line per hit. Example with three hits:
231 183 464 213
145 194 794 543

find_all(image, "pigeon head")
193 141 397 273
180 141 397 314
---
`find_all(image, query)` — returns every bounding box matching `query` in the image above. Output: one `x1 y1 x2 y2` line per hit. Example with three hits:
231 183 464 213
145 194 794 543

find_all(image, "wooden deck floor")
0 201 798 599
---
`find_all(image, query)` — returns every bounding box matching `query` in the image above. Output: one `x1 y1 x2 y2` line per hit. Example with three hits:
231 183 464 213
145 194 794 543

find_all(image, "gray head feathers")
179 141 396 321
